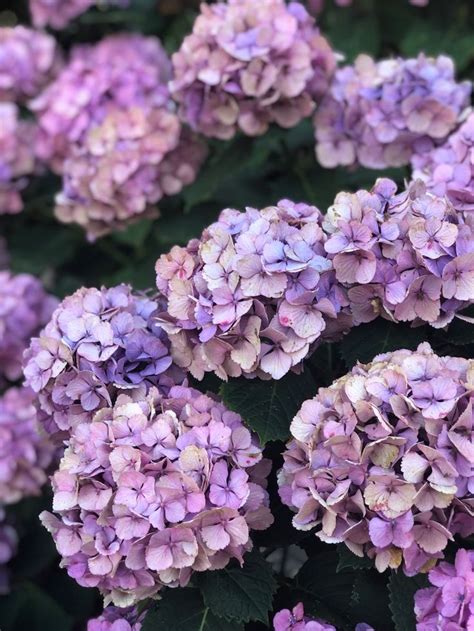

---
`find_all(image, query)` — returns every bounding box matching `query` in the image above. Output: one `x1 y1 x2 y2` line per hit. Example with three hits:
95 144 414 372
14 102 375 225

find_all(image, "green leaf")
197 549 277 624
340 320 428 369
389 572 429 631
443 313 474 345
0 583 72 631
112 219 153 248
141 588 243 631
220 369 316 444
337 545 373 572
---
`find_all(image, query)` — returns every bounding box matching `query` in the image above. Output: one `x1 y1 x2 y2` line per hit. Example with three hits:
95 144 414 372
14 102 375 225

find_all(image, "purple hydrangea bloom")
170 0 337 139
24 284 183 442
0 386 55 504
87 605 144 631
30 34 172 172
324 178 474 329
0 103 39 215
314 54 470 169
55 106 207 240
414 548 474 630
41 385 273 605
155 200 351 381
29 0 130 30
279 343 474 576
412 111 474 212
273 603 336 630
0 507 17 595
0 27 62 102
0 270 57 383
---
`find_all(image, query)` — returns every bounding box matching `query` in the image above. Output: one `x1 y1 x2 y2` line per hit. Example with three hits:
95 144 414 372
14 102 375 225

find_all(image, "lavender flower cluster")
314 54 471 169
414 548 473 630
24 284 182 442
274 603 336 630
0 270 58 384
155 200 350 381
412 111 474 212
30 34 172 172
279 343 474 575
87 606 144 631
170 0 337 139
0 27 62 102
155 178 474 381
0 103 39 215
41 385 272 605
0 386 56 505
0 507 17 595
29 0 130 30
323 178 474 329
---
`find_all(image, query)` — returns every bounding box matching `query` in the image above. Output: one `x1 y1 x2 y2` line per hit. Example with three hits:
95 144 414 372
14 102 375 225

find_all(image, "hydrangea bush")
1 0 474 630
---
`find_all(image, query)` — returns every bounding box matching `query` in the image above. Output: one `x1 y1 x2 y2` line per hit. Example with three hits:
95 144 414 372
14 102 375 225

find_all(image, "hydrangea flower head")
0 27 62 102
30 34 172 172
412 111 474 212
24 284 182 442
0 386 55 504
55 107 207 240
279 344 474 575
30 0 130 30
41 385 273 605
155 200 350 381
314 54 470 169
273 602 336 630
0 103 39 215
0 270 57 383
170 0 336 139
415 548 474 630
324 178 474 329
87 605 144 631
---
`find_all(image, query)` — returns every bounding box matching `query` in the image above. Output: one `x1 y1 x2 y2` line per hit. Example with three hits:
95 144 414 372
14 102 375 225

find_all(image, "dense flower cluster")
24 284 182 442
0 507 17 595
314 54 470 169
0 386 55 504
30 34 172 172
87 606 144 631
0 270 57 384
170 0 337 139
279 344 474 575
274 603 336 630
41 385 273 605
0 103 39 215
323 178 474 329
155 199 351 381
414 548 473 630
412 111 474 212
55 107 207 240
29 0 130 30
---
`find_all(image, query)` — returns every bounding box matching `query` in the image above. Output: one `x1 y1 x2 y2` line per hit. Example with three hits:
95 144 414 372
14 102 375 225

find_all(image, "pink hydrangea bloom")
55 106 207 240
279 343 474 575
0 27 62 102
0 270 57 383
30 34 172 172
29 0 130 30
87 605 144 631
155 200 351 381
24 284 183 442
0 103 39 215
273 602 336 630
0 386 55 504
0 507 17 595
324 178 474 329
41 385 273 605
415 548 474 630
170 0 336 139
314 54 470 169
412 111 474 212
